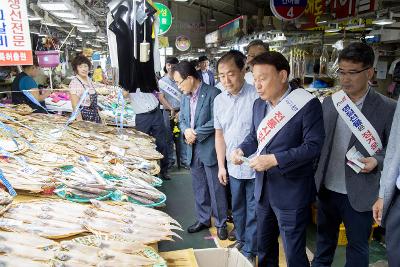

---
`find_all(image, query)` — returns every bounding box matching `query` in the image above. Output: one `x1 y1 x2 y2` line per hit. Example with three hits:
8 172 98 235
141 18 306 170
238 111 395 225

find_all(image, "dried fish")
0 256 49 267
0 231 56 248
0 243 54 261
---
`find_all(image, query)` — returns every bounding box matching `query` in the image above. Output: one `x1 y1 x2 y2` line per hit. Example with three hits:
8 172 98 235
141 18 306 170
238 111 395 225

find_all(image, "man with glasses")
173 61 228 240
158 57 190 170
312 43 396 267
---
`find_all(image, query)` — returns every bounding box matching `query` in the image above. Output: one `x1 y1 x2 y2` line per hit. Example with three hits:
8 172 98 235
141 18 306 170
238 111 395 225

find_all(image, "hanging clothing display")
107 0 158 93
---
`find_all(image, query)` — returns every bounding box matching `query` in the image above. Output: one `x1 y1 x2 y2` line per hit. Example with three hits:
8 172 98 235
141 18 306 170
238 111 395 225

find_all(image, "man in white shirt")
214 50 258 263
130 90 170 180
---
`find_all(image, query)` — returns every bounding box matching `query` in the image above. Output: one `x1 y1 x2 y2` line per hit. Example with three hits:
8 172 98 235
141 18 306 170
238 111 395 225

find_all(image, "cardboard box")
194 248 253 267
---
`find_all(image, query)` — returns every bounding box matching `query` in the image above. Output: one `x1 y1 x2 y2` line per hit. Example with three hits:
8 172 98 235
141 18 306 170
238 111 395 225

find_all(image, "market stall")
0 103 182 266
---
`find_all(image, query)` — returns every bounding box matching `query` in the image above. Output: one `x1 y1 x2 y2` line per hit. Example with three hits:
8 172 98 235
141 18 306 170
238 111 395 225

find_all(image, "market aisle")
158 167 387 266
158 167 217 252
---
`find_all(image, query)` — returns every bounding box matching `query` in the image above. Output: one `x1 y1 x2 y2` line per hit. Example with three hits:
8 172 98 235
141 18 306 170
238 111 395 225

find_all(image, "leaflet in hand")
346 146 366 173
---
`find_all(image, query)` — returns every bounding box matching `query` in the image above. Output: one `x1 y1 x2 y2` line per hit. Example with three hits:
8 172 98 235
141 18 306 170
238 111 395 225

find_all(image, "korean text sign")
0 0 33 66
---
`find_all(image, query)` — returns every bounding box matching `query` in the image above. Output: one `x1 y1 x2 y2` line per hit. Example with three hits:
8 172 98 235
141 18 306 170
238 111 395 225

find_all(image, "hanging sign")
175 36 191 52
0 0 33 66
205 30 220 44
154 2 172 36
270 0 308 21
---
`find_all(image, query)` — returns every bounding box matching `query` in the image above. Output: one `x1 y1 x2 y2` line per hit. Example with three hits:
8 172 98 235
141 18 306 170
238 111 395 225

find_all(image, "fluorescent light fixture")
42 21 60 27
78 27 97 33
28 16 42 21
325 28 340 33
30 31 40 34
51 11 77 19
63 18 86 24
73 24 91 29
39 34 47 37
76 48 82 52
372 18 396 25
316 13 332 25
38 2 71 11
365 35 375 39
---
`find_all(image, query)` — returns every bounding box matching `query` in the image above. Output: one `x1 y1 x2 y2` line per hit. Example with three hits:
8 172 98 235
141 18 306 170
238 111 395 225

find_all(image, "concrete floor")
158 167 388 266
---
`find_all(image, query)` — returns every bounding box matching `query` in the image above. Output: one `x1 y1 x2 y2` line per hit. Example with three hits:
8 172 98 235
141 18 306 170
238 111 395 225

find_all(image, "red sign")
270 0 308 21
302 0 377 29
0 0 33 66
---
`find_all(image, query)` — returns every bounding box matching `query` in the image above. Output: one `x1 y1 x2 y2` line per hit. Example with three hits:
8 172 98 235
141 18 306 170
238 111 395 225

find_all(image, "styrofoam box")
194 248 253 267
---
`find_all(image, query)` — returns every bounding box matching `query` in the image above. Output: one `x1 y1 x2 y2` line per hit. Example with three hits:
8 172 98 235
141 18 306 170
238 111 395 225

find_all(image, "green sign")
154 2 172 36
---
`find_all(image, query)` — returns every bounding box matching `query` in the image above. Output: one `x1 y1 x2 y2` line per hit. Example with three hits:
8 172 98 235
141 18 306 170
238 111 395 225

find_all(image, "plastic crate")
35 50 60 68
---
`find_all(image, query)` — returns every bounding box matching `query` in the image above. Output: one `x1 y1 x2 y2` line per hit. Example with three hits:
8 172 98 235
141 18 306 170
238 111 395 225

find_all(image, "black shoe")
227 241 243 250
159 173 171 181
217 226 228 240
228 227 236 241
187 221 210 233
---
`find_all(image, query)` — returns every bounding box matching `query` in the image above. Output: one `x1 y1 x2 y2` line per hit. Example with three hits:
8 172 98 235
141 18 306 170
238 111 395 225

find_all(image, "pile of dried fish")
54 240 159 267
0 200 181 243
0 231 166 267
0 232 57 267
0 105 164 205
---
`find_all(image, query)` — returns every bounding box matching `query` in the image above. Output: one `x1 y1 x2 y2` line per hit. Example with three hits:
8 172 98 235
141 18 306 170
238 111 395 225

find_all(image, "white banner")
256 89 315 155
159 79 182 102
0 0 33 66
332 90 382 156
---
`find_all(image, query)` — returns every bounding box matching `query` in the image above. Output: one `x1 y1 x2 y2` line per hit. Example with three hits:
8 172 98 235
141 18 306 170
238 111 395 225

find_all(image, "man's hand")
218 167 228 186
360 157 378 173
249 154 278 172
231 149 244 165
184 128 197 144
372 198 383 226
170 110 175 119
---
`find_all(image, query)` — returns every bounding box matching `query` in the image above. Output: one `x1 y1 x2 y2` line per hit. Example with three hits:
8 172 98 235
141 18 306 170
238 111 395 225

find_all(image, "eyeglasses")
175 77 187 86
337 66 371 77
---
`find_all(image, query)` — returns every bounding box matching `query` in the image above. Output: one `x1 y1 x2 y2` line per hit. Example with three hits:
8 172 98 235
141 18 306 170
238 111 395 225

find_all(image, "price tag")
86 145 98 151
41 152 58 162
109 145 126 157
20 165 38 175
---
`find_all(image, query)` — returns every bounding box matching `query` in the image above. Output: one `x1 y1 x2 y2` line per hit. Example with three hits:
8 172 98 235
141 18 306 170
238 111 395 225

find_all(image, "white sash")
256 89 315 155
159 79 182 102
332 90 382 156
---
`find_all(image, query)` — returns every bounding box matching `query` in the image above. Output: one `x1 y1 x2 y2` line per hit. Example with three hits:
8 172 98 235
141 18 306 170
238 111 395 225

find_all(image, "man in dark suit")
231 52 325 267
312 43 396 267
174 61 229 240
198 55 216 87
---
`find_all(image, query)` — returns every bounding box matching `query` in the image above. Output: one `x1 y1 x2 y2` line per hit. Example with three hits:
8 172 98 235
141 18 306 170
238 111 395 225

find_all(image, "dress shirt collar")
266 86 291 108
